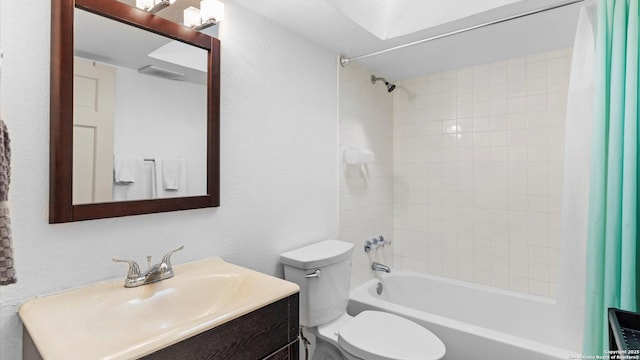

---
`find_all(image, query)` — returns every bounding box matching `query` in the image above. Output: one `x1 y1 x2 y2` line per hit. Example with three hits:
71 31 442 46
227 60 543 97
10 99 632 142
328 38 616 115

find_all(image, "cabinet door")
142 294 299 360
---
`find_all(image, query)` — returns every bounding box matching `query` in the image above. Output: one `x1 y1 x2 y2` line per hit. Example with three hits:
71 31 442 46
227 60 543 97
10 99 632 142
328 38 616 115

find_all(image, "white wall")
338 63 394 288
0 1 338 359
392 48 571 298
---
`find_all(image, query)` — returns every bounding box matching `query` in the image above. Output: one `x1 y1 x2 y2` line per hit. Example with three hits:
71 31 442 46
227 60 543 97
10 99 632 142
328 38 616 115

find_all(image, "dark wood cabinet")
142 293 299 360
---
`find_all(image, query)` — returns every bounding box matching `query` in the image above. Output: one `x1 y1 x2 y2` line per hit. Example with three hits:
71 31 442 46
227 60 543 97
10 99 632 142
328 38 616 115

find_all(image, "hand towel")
0 119 16 285
113 156 136 184
112 159 151 201
162 157 182 191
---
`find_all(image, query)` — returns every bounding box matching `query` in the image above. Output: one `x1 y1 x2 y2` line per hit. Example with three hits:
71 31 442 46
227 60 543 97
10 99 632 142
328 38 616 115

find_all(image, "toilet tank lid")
280 240 354 270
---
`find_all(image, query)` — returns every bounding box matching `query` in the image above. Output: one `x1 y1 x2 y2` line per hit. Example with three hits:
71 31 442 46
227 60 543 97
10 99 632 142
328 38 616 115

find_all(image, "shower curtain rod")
339 0 585 67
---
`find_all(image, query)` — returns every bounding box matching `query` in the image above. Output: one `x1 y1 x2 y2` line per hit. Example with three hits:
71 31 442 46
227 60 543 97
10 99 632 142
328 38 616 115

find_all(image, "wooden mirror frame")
50 0 220 223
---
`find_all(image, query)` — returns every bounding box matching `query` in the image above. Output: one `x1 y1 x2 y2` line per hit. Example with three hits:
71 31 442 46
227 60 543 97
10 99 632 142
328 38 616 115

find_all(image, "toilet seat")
337 311 446 360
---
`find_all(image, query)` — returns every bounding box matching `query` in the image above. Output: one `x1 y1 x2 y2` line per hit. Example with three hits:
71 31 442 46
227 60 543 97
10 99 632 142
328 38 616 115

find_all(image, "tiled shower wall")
392 48 572 298
338 63 394 288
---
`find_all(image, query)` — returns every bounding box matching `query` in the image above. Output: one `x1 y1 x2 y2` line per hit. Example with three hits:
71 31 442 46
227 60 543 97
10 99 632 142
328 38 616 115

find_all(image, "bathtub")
348 272 579 360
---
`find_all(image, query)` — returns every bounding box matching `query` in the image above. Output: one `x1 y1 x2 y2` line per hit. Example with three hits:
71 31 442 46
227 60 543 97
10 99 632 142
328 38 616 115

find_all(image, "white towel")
112 159 151 201
162 157 183 191
113 156 136 184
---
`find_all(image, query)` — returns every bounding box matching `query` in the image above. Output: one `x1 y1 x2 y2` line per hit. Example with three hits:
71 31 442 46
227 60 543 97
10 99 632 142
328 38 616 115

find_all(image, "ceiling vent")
137 65 184 80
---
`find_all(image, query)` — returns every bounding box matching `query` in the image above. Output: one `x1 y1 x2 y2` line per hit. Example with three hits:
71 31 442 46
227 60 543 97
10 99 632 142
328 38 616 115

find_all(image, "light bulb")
136 0 155 10
184 6 202 27
200 0 224 23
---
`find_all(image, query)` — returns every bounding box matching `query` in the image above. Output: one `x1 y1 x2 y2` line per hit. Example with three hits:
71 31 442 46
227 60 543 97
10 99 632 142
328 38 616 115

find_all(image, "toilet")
280 239 446 360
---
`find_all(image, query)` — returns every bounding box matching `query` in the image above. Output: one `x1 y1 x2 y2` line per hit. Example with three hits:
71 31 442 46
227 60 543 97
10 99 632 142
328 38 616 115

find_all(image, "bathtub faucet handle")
377 235 391 246
364 238 380 253
365 236 390 253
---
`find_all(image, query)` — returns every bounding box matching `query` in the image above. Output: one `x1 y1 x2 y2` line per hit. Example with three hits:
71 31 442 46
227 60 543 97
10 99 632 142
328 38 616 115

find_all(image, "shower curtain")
557 4 596 352
583 0 639 355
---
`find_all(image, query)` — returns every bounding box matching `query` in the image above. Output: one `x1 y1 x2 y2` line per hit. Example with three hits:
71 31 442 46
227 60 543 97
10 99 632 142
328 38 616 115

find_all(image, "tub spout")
371 262 391 273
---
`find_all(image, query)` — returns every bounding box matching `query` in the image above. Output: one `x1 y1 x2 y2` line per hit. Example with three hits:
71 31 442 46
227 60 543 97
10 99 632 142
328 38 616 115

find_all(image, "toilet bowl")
280 240 446 360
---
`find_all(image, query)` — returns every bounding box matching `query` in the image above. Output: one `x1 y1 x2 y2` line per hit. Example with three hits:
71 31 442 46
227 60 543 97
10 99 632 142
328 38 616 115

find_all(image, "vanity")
33 0 302 356
34 0 302 356
19 258 300 359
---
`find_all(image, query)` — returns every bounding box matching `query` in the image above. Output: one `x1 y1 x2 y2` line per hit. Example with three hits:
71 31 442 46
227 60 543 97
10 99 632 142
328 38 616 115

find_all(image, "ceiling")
230 0 584 80
118 0 584 81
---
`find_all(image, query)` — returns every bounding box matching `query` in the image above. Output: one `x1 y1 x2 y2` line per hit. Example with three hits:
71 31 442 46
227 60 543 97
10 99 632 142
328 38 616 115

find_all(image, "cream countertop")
19 257 299 360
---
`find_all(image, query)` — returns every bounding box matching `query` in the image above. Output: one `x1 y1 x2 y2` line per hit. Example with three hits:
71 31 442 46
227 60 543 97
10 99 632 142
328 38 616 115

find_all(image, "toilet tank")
280 240 354 327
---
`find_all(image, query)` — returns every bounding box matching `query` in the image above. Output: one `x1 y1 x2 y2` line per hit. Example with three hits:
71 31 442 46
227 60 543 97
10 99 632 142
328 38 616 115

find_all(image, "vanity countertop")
19 257 299 360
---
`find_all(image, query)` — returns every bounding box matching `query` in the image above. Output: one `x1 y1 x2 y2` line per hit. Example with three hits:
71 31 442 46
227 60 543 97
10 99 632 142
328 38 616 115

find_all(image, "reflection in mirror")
73 9 208 205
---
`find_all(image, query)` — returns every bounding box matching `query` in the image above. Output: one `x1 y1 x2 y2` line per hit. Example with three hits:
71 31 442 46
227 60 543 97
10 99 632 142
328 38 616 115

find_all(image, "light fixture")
183 0 225 30
136 0 176 14
183 6 202 28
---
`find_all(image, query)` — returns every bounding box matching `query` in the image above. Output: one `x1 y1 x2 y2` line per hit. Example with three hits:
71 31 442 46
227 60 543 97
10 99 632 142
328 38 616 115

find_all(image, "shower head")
371 75 396 93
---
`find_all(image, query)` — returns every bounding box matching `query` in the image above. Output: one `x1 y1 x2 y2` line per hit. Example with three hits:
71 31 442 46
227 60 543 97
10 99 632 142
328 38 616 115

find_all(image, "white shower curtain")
556 3 597 353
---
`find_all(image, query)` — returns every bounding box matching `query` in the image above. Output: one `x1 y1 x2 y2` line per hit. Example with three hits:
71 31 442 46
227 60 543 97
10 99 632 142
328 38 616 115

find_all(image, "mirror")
73 9 208 204
50 0 220 223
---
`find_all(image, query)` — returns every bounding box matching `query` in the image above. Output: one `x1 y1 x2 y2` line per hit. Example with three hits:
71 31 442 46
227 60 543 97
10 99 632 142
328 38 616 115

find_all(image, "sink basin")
86 272 240 339
19 257 299 360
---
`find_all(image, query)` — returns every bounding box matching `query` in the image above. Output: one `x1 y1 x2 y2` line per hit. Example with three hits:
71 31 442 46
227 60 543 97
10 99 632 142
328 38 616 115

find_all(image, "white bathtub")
348 272 579 360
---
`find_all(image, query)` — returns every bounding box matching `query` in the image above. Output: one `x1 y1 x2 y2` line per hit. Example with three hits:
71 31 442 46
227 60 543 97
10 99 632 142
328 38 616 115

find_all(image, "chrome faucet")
371 262 391 273
113 245 184 288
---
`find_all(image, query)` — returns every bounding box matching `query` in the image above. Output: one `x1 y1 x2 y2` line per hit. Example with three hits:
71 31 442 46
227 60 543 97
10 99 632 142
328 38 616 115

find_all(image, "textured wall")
0 1 338 359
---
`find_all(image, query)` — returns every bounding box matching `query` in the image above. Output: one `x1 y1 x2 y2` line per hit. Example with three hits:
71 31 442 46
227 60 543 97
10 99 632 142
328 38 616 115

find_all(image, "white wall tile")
473 132 492 147
474 116 492 132
527 94 548 112
508 63 527 81
389 47 570 298
509 275 529 293
507 81 526 98
508 96 527 113
490 83 508 99
529 279 550 297
547 57 571 76
508 113 528 129
490 99 508 115
527 77 547 95
527 111 549 128
340 63 394 289
548 162 564 178
547 75 569 93
527 61 547 79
